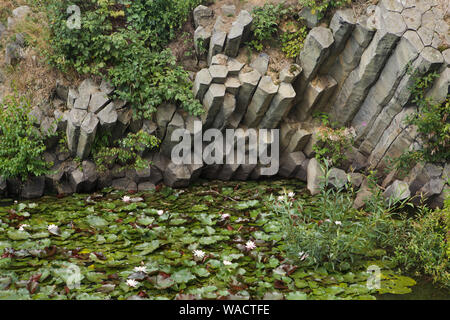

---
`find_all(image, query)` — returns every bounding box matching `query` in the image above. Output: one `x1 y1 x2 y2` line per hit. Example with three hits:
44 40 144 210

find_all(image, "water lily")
223 260 232 266
18 224 29 231
193 249 205 259
126 279 138 288
299 252 309 261
335 221 342 226
277 195 285 201
324 219 331 223
245 240 256 251
157 210 164 216
122 196 131 203
134 266 147 273
288 192 295 198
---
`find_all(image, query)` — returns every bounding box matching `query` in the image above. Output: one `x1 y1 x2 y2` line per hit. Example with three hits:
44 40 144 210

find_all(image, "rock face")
2 1 448 207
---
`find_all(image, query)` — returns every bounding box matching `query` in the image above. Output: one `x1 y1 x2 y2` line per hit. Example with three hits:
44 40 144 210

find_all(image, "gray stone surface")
383 180 410 202
225 77 241 95
156 104 177 139
213 93 236 130
21 176 45 199
327 168 348 190
227 58 245 76
224 22 244 57
193 5 213 28
299 7 319 29
194 26 211 58
160 112 185 157
229 70 261 128
77 112 99 159
250 53 270 76
278 151 306 178
164 162 192 188
201 84 226 129
88 91 110 114
358 46 443 155
235 10 253 43
211 54 228 66
222 4 236 16
259 82 296 129
112 178 137 192
243 76 279 127
97 102 117 132
307 158 324 196
279 64 302 83
193 68 212 100
209 65 228 83
208 31 227 65
66 109 87 155
331 10 406 126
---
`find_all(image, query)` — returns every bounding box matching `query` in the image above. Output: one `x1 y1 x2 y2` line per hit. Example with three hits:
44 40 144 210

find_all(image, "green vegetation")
1 179 436 300
312 114 355 167
46 0 204 119
298 0 351 19
250 4 287 51
0 93 56 181
280 26 308 59
92 130 160 172
394 70 449 174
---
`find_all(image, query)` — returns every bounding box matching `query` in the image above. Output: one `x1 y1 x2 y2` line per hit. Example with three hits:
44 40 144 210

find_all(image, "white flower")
126 279 138 288
288 192 295 198
193 249 206 259
18 224 29 231
48 224 59 234
299 252 309 261
335 221 342 226
221 213 230 220
223 260 232 266
122 196 131 203
277 195 285 201
134 266 147 273
324 219 331 223
245 240 256 250
157 210 164 216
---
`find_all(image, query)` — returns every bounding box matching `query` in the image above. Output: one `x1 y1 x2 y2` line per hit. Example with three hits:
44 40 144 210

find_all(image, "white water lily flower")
134 266 147 273
245 240 256 250
324 219 331 223
193 249 206 259
223 260 232 266
277 195 285 201
122 196 131 203
18 224 29 231
157 210 164 216
126 279 138 288
335 221 342 226
48 224 59 234
288 192 295 198
221 213 230 220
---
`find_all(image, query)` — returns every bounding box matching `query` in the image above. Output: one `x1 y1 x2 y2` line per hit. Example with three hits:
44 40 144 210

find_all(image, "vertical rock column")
201 84 226 129
330 6 407 126
259 82 296 129
352 30 423 143
242 76 279 127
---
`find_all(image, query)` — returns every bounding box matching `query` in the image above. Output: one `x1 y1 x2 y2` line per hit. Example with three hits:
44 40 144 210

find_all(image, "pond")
0 180 448 300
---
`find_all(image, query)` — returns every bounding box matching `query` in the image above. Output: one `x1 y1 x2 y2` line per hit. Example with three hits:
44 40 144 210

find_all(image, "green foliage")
393 71 449 171
46 0 203 119
280 26 308 59
298 0 351 19
387 202 449 286
93 130 160 172
313 121 355 168
0 93 55 181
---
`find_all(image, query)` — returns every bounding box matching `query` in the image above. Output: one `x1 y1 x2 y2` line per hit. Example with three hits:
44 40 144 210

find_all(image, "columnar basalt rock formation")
1 1 448 206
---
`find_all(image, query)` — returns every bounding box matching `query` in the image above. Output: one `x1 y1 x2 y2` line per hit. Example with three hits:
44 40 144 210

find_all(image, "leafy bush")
250 4 287 51
280 26 308 59
0 94 55 180
298 0 351 19
93 130 160 172
46 0 203 119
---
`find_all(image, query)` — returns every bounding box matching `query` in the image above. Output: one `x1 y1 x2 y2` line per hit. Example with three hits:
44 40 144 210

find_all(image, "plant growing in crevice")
92 130 160 172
